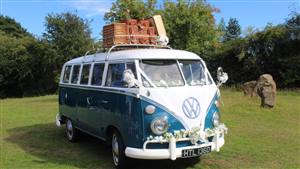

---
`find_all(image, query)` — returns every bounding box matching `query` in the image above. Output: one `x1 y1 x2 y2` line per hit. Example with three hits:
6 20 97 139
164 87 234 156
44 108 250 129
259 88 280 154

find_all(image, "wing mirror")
123 69 140 88
217 67 228 87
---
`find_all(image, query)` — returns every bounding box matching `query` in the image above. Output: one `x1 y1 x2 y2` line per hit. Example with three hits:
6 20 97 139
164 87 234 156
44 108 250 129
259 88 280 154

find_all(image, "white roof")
65 49 201 65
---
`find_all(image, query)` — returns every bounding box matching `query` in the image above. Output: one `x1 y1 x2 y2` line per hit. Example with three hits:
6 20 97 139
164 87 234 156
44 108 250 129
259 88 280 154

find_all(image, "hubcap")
66 120 73 139
112 134 119 166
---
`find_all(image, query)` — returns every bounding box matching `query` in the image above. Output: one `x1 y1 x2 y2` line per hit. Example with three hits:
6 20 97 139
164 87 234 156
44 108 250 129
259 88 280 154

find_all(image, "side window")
62 65 71 83
80 64 91 85
105 62 136 88
71 65 81 84
91 63 105 86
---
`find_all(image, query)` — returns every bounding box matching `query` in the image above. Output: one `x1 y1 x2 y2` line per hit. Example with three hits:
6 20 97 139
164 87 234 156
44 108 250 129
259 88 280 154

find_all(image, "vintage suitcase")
103 23 127 48
150 15 167 37
148 27 157 44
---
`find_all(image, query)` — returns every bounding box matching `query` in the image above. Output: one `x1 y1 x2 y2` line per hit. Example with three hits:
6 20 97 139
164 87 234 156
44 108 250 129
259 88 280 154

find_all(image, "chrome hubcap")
112 134 119 166
66 120 73 139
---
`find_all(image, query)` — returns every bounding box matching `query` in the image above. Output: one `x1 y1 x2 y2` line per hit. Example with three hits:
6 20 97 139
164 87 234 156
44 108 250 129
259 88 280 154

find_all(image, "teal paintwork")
140 97 186 138
59 85 218 149
59 85 144 148
204 93 219 129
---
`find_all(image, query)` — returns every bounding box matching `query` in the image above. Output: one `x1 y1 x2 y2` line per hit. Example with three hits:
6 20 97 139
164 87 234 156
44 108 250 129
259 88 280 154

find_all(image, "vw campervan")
56 45 228 169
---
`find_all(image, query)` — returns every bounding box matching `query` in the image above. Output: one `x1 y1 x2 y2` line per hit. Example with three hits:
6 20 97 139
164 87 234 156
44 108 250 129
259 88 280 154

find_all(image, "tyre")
65 118 78 142
111 130 127 169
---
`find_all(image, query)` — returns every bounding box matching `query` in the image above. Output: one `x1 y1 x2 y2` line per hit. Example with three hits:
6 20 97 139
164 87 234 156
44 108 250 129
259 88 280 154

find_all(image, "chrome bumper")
125 124 228 160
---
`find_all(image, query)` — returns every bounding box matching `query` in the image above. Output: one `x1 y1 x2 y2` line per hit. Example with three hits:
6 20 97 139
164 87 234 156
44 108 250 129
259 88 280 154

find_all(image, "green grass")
1 90 300 169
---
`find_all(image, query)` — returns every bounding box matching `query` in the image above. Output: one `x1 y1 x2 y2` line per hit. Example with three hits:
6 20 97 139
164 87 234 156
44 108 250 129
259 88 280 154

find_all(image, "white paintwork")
139 85 218 130
65 49 200 65
125 131 225 160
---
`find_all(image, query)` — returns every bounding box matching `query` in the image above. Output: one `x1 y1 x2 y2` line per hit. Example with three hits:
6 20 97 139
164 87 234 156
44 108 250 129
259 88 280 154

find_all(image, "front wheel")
111 130 127 169
65 119 78 142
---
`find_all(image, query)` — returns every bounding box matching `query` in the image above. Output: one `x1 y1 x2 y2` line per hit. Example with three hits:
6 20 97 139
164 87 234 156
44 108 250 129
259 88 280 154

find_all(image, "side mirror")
123 69 139 88
217 67 228 87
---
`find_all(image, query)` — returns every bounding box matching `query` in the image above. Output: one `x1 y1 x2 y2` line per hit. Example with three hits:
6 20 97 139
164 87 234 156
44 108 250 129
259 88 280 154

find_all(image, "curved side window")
91 63 105 86
62 65 71 83
71 65 81 84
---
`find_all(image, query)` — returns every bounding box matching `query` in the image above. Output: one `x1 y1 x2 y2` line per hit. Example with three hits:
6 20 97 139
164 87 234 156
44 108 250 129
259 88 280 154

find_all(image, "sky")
0 0 299 39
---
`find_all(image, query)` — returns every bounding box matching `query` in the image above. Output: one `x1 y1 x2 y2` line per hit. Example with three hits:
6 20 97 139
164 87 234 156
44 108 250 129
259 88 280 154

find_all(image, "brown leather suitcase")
103 23 128 48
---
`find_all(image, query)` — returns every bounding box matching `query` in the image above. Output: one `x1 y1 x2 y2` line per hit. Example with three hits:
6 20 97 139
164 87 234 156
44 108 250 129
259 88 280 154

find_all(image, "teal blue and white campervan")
56 44 228 169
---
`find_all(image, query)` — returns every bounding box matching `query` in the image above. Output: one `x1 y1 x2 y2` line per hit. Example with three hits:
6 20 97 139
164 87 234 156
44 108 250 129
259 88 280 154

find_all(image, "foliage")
1 90 300 168
161 0 220 57
43 12 93 65
0 15 31 38
0 12 93 98
104 0 157 22
209 14 300 88
0 31 57 97
223 18 241 41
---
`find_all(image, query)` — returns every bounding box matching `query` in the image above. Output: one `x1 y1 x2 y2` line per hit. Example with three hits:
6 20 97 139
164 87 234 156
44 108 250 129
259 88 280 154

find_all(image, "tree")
43 12 93 66
285 12 300 40
224 18 241 41
0 15 31 38
104 0 157 22
161 0 220 57
0 31 57 97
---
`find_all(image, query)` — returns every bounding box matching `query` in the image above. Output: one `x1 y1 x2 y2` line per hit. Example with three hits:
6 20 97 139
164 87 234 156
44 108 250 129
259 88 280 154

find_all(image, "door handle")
87 97 97 110
87 97 92 105
100 100 109 104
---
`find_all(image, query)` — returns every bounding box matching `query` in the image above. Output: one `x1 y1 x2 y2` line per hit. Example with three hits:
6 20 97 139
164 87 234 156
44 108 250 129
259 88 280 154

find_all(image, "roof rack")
104 44 172 61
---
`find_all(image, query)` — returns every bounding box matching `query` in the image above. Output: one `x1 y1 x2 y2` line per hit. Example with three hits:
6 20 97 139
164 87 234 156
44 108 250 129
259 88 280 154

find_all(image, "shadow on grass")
5 123 201 169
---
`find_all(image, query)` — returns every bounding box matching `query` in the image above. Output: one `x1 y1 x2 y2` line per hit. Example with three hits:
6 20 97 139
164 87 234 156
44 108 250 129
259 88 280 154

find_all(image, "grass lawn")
1 90 300 169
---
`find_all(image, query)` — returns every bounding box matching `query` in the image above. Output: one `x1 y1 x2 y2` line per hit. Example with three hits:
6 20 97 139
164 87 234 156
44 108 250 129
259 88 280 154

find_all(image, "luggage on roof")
102 15 168 48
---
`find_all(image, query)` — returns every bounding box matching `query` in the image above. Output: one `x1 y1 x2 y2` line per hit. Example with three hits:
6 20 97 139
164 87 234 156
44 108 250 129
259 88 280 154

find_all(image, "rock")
242 81 258 97
255 74 277 108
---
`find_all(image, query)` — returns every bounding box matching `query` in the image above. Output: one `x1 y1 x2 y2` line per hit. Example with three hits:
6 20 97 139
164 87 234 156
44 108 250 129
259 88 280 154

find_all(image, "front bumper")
125 124 227 160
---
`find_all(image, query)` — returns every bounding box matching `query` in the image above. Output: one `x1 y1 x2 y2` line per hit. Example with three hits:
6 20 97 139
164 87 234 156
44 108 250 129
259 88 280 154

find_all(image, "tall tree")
104 0 157 22
162 0 220 56
43 12 93 65
224 18 241 41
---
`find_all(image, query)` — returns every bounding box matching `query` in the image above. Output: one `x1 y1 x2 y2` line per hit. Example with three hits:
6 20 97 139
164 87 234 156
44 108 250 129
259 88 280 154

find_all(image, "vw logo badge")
182 97 201 119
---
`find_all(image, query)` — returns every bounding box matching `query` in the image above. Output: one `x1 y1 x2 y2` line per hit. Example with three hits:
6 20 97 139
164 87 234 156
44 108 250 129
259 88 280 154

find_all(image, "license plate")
181 146 211 158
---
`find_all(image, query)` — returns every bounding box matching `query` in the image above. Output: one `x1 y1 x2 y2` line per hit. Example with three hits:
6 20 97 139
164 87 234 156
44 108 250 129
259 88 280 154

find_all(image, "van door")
76 64 93 132
66 64 81 122
103 62 142 144
86 63 106 137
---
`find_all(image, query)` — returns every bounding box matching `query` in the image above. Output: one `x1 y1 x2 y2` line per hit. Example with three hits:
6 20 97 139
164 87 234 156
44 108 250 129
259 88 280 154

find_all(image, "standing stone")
242 81 258 97
255 74 277 108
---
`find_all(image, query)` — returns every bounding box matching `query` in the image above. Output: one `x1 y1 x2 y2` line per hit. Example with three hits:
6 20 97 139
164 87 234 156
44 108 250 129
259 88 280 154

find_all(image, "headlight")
145 105 156 114
212 112 220 126
150 116 169 135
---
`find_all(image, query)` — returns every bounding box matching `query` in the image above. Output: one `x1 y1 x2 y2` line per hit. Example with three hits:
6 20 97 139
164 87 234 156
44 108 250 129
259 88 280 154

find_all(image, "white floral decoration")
146 124 228 145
